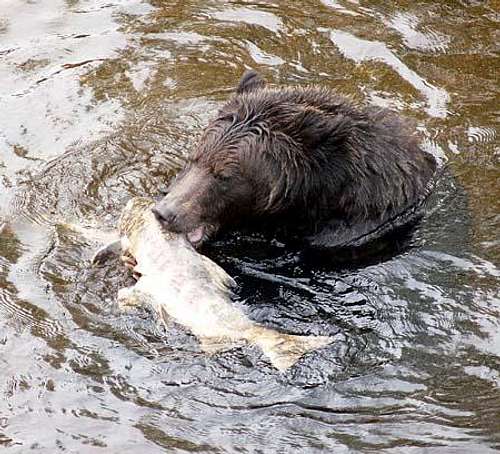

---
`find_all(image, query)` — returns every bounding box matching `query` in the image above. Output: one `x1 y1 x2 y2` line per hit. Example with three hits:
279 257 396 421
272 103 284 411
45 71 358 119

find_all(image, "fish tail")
256 330 333 372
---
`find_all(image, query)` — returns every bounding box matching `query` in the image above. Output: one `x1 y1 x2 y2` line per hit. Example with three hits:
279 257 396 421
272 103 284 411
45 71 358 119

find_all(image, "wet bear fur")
153 70 437 252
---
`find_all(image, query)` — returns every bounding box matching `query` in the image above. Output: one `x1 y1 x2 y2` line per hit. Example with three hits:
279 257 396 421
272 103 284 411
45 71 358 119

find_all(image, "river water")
0 1 499 452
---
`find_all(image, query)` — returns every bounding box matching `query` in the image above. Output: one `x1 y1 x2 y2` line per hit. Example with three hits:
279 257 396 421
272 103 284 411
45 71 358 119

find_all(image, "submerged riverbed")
0 1 499 452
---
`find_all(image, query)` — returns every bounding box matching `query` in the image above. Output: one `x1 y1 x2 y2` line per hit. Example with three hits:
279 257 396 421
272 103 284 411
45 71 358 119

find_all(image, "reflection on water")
329 29 449 117
0 0 499 452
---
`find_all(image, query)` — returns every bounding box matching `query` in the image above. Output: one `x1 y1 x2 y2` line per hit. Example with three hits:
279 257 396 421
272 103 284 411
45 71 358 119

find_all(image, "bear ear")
236 70 266 94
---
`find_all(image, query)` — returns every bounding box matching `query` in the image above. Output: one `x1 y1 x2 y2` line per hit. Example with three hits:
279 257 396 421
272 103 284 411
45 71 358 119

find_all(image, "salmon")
94 197 333 371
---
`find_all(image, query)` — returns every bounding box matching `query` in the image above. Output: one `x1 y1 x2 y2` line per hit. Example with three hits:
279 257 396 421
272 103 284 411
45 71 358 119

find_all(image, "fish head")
118 196 189 254
118 197 155 240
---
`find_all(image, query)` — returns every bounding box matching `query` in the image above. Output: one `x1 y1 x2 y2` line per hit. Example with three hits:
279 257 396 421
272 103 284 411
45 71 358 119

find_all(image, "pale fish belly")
115 196 333 371
118 274 333 372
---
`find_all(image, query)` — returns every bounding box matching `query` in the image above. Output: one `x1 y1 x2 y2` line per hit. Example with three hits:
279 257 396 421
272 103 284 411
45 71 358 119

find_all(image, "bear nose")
152 205 176 227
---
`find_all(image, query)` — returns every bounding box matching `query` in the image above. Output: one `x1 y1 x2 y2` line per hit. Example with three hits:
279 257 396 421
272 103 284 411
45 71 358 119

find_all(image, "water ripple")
330 29 450 118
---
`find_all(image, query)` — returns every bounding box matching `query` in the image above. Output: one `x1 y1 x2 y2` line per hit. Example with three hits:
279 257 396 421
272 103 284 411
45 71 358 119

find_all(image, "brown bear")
152 70 437 252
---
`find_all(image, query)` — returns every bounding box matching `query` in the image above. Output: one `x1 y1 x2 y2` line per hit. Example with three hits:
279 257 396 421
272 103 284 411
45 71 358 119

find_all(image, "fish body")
113 197 332 371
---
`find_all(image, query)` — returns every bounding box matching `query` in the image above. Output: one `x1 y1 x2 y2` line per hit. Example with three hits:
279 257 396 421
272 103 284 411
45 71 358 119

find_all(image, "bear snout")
152 203 177 228
152 192 207 236
152 198 188 233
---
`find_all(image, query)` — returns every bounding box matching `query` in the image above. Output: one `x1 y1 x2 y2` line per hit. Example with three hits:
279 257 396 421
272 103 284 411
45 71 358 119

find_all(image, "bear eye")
216 173 231 183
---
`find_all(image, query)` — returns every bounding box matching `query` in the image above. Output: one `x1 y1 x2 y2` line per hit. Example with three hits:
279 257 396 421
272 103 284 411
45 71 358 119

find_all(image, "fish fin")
156 305 173 326
257 332 333 372
92 239 122 265
199 336 244 355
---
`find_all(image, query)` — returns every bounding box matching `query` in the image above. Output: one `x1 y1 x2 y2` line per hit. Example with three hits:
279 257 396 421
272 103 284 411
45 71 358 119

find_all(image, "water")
1 1 499 452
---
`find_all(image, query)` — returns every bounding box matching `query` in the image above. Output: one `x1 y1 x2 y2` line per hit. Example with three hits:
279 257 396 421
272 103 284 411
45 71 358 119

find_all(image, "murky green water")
1 1 499 452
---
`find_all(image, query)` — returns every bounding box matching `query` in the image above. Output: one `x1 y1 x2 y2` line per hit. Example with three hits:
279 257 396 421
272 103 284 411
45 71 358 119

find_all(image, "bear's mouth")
186 225 206 246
